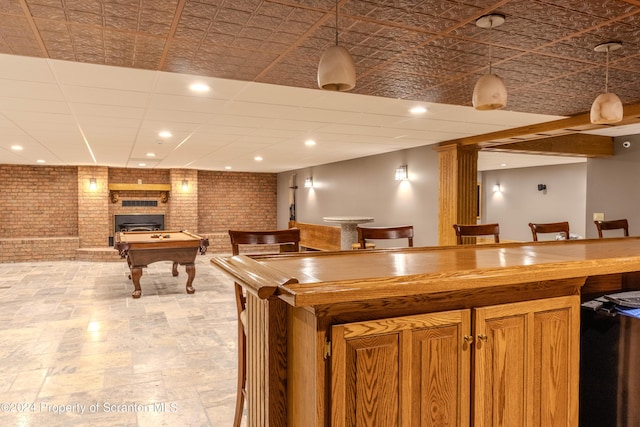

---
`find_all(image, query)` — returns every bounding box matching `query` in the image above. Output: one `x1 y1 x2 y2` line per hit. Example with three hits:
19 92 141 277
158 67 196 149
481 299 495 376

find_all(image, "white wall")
481 163 587 241
278 135 640 246
585 136 640 238
277 145 441 247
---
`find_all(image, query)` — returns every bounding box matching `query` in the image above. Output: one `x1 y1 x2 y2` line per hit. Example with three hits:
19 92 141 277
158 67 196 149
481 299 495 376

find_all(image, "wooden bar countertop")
210 237 640 307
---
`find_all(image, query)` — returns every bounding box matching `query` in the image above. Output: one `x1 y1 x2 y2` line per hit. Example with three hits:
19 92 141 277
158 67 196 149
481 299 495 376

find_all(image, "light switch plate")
593 212 605 221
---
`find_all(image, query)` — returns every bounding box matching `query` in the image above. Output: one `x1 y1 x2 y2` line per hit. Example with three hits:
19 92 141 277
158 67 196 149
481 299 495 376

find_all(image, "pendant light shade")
473 73 508 110
590 42 623 124
318 45 356 91
472 14 507 110
590 92 623 124
317 0 356 91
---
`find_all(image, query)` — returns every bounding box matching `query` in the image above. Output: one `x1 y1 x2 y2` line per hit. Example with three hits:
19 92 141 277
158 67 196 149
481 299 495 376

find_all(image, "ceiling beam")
481 134 613 157
439 103 640 148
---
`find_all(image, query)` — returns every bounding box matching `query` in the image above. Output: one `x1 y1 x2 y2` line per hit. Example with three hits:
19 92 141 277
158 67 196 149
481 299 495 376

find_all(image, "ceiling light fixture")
317 0 356 91
189 83 210 93
305 139 316 146
409 106 427 114
159 130 172 138
11 145 23 151
590 41 623 125
472 14 507 110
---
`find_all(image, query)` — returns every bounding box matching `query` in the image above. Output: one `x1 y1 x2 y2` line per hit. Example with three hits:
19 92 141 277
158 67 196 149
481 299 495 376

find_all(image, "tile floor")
0 255 244 426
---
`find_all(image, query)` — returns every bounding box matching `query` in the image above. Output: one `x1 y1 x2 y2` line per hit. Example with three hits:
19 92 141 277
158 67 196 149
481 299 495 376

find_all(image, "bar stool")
228 228 301 427
528 221 570 241
453 223 500 244
594 219 629 238
356 225 414 249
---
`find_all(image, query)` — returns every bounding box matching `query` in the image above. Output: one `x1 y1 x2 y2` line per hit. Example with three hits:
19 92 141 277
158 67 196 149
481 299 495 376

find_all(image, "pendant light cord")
335 0 339 46
488 17 494 75
605 48 610 93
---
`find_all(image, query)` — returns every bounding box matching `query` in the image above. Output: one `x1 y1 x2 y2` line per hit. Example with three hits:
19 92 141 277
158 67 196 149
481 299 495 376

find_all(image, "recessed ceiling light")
409 106 428 114
146 152 156 157
500 163 508 167
11 145 23 151
225 166 232 170
138 163 146 167
36 159 45 163
189 83 210 93
159 131 172 138
254 156 263 162
305 139 316 146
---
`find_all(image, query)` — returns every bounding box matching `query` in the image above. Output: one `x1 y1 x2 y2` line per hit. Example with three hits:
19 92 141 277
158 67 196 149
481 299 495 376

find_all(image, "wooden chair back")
356 225 414 249
453 223 500 245
528 222 570 241
227 228 300 427
229 228 301 255
594 219 629 238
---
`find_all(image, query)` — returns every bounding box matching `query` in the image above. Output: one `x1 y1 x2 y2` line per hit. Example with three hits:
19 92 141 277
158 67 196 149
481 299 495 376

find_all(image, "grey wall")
585 136 640 238
277 145 440 247
278 136 640 246
481 163 587 241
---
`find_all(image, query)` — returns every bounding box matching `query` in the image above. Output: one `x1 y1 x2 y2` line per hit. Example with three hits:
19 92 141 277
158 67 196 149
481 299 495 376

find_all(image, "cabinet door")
331 310 471 427
473 295 580 427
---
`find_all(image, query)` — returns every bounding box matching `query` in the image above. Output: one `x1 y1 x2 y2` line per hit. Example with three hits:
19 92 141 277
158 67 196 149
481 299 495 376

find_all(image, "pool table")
115 230 209 298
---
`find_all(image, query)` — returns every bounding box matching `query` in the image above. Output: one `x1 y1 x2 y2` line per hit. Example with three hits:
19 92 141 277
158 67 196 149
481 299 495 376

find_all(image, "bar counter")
211 237 640 427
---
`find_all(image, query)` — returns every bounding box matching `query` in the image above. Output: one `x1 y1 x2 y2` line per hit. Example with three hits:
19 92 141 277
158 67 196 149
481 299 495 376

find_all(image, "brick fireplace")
0 165 277 262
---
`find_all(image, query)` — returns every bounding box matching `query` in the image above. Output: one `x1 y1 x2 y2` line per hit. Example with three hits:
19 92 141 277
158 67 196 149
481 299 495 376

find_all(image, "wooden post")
435 143 479 246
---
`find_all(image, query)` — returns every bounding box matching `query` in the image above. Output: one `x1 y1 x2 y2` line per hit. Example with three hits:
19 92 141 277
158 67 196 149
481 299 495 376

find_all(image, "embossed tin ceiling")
1 0 640 171
3 0 640 116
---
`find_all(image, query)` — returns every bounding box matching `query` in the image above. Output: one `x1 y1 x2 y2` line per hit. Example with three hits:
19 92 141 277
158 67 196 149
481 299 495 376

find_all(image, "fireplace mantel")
108 183 171 203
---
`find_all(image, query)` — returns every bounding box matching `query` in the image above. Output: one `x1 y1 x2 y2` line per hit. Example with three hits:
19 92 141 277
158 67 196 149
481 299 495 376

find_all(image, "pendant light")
590 41 623 124
472 14 507 110
317 0 356 91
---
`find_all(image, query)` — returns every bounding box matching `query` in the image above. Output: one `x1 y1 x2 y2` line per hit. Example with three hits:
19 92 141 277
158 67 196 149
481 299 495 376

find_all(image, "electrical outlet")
593 212 605 221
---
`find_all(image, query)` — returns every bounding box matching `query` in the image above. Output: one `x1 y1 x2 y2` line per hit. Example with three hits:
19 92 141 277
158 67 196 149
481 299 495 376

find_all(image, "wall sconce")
492 184 501 192
89 178 97 191
304 177 313 188
395 165 408 181
537 184 547 191
181 180 189 191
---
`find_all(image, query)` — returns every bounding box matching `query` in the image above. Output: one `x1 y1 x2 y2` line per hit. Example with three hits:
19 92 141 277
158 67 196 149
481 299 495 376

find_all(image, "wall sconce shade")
590 42 623 124
304 177 313 188
472 14 507 111
181 179 189 191
395 165 408 181
89 178 97 191
317 0 356 91
492 184 501 192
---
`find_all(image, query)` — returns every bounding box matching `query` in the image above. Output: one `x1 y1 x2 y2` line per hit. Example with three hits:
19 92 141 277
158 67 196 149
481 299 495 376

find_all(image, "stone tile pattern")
0 256 244 426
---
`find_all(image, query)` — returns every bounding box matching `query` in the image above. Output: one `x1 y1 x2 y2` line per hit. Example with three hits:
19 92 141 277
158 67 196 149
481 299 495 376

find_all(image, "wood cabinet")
211 238 640 427
330 296 579 427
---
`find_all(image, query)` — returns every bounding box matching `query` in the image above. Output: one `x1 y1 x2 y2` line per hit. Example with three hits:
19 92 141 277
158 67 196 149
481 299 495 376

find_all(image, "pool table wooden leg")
130 267 143 298
185 263 196 294
172 262 179 277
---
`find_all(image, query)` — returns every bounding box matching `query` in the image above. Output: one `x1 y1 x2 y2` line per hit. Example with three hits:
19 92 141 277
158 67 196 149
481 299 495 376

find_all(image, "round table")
323 216 374 250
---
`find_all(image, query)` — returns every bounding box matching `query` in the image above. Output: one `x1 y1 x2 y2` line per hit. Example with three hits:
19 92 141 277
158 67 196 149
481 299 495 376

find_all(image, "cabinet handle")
463 335 474 343
477 334 488 342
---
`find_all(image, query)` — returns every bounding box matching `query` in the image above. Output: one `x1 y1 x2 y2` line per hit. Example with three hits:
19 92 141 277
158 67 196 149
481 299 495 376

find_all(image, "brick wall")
0 165 278 261
198 171 277 253
170 169 198 232
78 166 109 247
0 165 78 237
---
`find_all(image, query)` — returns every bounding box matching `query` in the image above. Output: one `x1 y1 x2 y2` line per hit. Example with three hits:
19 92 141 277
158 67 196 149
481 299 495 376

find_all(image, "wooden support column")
436 143 479 246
